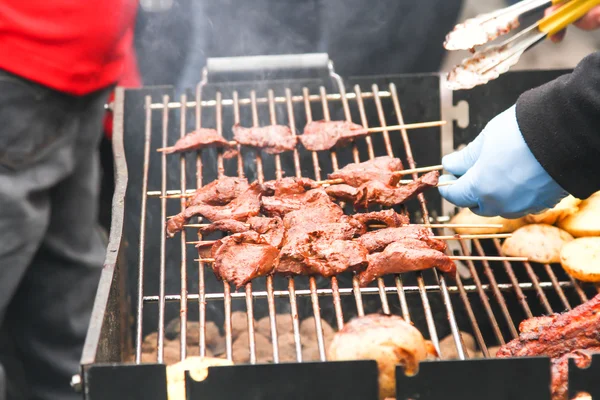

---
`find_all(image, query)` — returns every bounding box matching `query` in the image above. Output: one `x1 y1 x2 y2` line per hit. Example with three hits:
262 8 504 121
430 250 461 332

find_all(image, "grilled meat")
358 239 455 286
186 176 250 207
247 216 285 248
232 124 297 154
551 349 598 400
167 182 263 237
328 156 404 187
353 210 409 228
263 177 319 196
354 171 439 208
496 294 600 359
211 231 279 288
162 128 238 158
261 178 321 217
357 226 447 253
198 219 249 236
325 184 359 203
299 120 367 151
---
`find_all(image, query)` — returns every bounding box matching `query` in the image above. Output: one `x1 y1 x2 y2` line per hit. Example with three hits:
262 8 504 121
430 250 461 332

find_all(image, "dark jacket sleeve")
516 51 600 199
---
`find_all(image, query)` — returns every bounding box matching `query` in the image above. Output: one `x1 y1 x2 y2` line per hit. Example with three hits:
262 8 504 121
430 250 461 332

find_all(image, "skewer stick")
155 120 446 153
187 233 512 245
315 165 444 186
194 255 528 263
183 223 504 229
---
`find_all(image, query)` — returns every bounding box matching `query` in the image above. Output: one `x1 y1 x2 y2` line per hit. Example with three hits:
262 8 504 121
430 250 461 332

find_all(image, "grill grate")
133 72 595 368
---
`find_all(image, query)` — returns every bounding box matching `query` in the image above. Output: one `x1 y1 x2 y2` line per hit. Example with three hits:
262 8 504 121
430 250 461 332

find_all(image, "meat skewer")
156 128 238 158
232 124 297 154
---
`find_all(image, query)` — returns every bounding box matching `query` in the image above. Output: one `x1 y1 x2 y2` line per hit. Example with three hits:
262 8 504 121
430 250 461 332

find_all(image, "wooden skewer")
194 255 528 263
183 223 504 229
187 233 512 245
156 121 446 153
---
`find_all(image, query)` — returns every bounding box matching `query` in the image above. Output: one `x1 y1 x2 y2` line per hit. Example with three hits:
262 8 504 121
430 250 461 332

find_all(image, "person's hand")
438 105 568 218
548 5 600 43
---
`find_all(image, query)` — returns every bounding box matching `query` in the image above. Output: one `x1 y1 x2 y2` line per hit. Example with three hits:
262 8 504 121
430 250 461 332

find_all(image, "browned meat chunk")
167 183 263 237
263 177 319 196
551 348 598 400
325 184 358 203
162 128 238 158
299 120 367 151
261 178 321 217
354 171 439 208
247 216 285 248
197 219 249 236
186 176 250 207
232 124 297 154
328 156 404 187
496 294 600 359
357 226 447 253
358 239 456 286
211 231 279 288
353 210 409 228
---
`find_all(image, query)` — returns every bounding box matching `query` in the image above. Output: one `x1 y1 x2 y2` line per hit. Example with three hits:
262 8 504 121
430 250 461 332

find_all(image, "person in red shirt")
0 2 137 399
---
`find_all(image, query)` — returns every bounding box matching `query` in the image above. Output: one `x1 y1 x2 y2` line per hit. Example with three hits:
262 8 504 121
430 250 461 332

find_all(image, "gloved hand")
438 105 568 218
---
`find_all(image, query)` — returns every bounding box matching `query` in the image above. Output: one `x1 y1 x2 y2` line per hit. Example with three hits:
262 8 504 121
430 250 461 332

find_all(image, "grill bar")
179 94 189 359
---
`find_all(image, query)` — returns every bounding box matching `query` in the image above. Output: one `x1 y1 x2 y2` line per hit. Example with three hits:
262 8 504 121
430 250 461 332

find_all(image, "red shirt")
0 1 138 95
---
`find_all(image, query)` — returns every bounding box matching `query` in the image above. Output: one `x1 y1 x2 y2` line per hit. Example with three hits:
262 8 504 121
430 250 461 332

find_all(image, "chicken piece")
496 294 600 359
299 120 367 151
186 176 250 207
211 231 279 288
328 156 404 187
232 124 297 154
248 216 285 248
358 239 456 286
357 226 447 253
328 314 434 400
162 128 238 158
325 184 359 203
232 332 273 363
518 315 556 334
352 210 409 228
255 314 294 338
354 171 439 208
167 182 263 237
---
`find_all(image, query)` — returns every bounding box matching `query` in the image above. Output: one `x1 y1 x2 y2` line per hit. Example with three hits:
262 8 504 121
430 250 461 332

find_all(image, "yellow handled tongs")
446 0 600 90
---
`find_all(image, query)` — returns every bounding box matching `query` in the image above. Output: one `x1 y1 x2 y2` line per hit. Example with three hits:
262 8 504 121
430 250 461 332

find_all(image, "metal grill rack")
133 58 597 371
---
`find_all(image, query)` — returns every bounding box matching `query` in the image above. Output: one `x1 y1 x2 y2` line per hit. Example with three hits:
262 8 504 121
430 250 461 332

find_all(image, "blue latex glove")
439 105 568 218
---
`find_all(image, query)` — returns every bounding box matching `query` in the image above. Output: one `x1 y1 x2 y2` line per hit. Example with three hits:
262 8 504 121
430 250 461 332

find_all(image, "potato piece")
167 356 233 400
255 314 294 339
558 192 600 237
450 208 527 235
328 314 432 400
501 224 573 264
232 331 273 363
560 237 600 282
526 195 581 225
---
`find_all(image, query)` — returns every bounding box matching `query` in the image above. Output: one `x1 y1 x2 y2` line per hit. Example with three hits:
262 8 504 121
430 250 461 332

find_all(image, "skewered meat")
551 348 598 400
167 182 263 237
496 294 600 359
261 178 321 217
353 210 409 228
354 171 439 208
162 128 238 158
198 219 249 236
357 226 447 253
232 124 297 154
325 184 359 203
299 120 367 151
263 177 319 196
211 231 279 288
247 216 285 248
328 156 404 187
328 314 434 400
358 239 455 286
186 176 250 207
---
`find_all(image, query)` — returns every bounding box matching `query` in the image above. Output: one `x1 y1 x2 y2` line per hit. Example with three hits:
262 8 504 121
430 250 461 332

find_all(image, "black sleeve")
516 51 600 199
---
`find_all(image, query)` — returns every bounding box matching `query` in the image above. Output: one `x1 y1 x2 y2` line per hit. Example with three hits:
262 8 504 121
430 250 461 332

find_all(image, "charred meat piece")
551 348 598 400
186 176 250 207
496 294 600 359
358 239 456 286
198 219 249 236
247 216 285 248
303 238 368 276
261 178 321 217
161 128 238 158
299 120 367 151
353 210 409 228
328 156 404 187
325 184 359 203
232 124 297 154
357 226 447 254
166 182 263 237
354 171 439 208
211 231 279 288
263 177 319 196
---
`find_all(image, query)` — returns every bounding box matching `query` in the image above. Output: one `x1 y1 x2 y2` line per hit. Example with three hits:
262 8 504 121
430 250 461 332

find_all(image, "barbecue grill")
80 54 600 400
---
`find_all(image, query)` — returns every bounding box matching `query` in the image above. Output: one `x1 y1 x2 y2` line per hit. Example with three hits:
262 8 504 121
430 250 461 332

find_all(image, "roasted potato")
560 237 600 282
328 314 433 400
501 224 574 264
167 356 233 400
558 192 600 237
525 195 581 225
450 208 527 235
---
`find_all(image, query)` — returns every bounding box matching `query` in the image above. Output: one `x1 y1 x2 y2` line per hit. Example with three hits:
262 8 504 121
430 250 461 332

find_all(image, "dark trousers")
0 70 109 400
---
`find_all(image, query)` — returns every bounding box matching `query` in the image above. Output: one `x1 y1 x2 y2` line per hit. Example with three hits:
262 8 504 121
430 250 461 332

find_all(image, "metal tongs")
445 0 600 90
